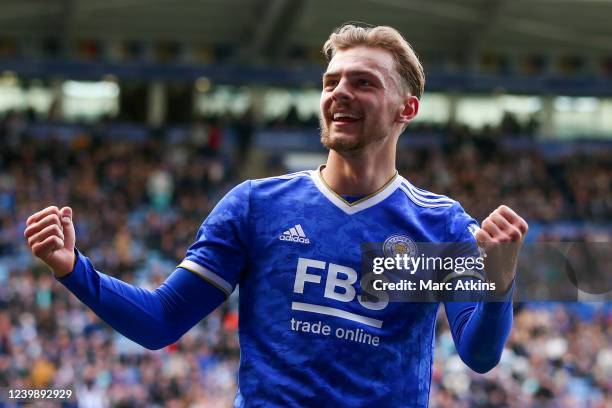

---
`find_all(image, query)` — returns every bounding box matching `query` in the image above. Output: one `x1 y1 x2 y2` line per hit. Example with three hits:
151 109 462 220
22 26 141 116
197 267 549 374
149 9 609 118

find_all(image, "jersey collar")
310 165 402 215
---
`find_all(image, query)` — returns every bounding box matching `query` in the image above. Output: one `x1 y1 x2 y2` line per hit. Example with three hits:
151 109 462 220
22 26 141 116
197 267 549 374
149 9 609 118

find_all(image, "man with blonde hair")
25 24 527 407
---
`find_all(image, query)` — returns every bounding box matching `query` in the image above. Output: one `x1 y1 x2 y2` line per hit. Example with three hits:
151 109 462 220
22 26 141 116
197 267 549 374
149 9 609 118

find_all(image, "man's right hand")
24 206 76 278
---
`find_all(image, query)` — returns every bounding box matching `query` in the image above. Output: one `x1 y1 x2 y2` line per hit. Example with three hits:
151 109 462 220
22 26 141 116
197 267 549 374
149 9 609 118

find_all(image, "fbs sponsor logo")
279 224 310 244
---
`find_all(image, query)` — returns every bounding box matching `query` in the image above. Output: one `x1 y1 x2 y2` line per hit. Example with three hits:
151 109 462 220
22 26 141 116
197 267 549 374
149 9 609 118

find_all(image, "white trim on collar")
309 166 403 215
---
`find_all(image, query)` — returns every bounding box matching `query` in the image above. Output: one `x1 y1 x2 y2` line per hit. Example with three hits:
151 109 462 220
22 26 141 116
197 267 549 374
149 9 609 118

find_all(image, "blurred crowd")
0 111 610 406
2 270 609 407
1 268 239 407
396 122 611 224
433 303 611 408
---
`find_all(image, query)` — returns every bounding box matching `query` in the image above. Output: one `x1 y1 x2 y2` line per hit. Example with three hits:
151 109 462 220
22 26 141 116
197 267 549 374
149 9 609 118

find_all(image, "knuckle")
498 235 511 243
483 226 495 236
508 227 521 239
495 214 506 225
38 227 49 238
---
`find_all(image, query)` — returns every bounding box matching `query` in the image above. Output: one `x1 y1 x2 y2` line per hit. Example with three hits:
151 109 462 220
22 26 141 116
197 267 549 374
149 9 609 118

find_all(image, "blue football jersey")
179 167 481 408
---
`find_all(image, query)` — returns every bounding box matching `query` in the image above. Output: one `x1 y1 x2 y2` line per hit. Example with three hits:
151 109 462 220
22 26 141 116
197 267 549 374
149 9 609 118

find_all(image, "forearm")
445 280 514 373
58 250 225 349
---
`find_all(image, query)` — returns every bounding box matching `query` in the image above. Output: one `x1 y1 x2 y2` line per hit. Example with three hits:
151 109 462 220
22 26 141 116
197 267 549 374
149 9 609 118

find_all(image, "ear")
397 95 419 124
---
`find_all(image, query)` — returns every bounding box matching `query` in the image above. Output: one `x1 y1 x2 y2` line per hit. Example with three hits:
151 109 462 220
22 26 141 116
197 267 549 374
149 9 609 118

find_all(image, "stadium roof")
2 0 612 61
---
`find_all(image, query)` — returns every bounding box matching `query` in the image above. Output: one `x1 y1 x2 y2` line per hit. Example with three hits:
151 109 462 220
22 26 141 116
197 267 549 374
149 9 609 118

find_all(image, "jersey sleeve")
58 250 226 350
447 201 480 245
441 201 485 283
178 180 251 297
443 202 514 373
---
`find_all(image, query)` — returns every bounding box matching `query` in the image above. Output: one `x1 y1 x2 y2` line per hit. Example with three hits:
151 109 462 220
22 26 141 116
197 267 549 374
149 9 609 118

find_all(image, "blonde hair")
323 24 425 99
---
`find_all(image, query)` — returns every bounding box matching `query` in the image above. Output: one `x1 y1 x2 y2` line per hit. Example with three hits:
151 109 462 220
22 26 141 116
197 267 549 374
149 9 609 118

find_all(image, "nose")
331 78 353 102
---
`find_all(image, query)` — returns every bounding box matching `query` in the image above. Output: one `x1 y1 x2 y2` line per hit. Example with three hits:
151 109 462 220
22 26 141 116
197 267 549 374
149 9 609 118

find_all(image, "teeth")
333 112 359 120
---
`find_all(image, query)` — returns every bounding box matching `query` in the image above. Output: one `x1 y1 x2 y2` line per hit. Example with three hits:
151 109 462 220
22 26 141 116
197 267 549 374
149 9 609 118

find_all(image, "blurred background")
0 0 610 406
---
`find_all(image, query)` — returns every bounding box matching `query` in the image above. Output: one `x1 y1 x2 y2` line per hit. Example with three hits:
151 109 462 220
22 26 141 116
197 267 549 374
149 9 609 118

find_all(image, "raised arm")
25 183 250 349
444 204 527 373
24 206 228 350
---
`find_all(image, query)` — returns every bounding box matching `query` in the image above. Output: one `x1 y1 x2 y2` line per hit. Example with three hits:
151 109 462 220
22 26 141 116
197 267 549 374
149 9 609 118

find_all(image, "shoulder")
398 176 478 240
249 170 314 193
397 176 456 210
218 170 315 211
251 170 312 185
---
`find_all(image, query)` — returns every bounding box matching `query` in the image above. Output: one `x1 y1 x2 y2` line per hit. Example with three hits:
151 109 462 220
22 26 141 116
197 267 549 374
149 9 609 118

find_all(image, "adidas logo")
279 224 310 244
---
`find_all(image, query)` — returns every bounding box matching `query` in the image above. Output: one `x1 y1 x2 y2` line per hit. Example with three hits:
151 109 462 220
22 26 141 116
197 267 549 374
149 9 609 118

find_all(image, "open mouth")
332 112 361 124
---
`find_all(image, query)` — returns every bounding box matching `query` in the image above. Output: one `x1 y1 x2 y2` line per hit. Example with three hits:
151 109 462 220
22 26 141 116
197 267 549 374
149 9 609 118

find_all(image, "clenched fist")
475 205 529 293
24 206 76 278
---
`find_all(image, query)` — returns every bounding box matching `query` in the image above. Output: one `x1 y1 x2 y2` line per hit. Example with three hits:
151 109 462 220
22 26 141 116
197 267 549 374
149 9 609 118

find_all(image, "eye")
323 79 337 89
357 78 372 87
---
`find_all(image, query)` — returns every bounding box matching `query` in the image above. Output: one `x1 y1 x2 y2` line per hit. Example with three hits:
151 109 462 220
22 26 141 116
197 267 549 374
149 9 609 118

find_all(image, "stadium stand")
0 111 610 406
1 0 611 406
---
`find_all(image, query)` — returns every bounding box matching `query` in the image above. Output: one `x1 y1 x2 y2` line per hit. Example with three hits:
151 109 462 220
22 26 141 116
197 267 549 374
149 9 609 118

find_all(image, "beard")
319 116 388 152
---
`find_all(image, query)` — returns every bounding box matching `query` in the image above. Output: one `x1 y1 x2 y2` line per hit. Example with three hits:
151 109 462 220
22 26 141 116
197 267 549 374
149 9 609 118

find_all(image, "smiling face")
319 45 409 153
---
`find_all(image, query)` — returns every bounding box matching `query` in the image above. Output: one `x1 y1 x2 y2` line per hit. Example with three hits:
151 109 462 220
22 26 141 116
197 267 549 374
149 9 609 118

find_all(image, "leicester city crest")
383 234 417 258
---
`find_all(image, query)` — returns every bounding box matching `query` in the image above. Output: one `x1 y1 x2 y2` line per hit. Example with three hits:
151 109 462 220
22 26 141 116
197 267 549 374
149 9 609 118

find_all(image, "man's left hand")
474 205 529 293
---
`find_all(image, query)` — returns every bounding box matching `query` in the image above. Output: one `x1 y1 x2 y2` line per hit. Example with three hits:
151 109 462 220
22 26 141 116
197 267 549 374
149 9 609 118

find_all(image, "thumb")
60 206 76 251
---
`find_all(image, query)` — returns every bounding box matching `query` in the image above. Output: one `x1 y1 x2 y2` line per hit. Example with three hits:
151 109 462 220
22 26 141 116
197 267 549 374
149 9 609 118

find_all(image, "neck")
321 142 397 196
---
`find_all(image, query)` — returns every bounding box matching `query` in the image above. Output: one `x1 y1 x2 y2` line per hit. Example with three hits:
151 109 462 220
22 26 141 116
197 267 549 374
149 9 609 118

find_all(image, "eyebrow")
322 69 383 81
